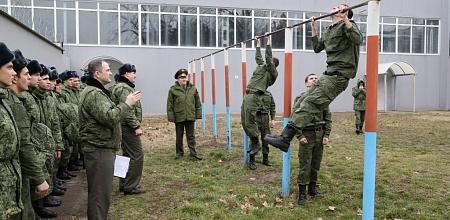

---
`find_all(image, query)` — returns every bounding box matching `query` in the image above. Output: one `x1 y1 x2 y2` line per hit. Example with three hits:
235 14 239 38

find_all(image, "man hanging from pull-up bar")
265 4 362 151
241 32 279 170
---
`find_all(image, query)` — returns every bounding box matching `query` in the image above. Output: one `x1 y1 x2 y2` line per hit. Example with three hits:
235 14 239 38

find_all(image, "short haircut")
88 59 105 77
341 4 353 19
305 73 317 83
272 57 279 67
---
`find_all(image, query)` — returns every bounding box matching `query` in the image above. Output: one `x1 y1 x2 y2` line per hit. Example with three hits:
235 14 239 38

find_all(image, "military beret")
27 60 42 75
174 68 188 79
12 49 29 74
40 64 49 76
49 69 59 81
80 72 89 83
0 42 15 68
114 73 119 81
118 63 136 75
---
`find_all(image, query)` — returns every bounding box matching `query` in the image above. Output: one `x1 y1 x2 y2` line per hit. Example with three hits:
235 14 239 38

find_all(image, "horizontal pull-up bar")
190 0 372 63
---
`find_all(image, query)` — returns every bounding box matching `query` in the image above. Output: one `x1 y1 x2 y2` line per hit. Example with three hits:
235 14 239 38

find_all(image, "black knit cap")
118 63 136 75
174 68 188 79
27 60 42 75
40 64 49 76
0 42 15 67
12 49 29 74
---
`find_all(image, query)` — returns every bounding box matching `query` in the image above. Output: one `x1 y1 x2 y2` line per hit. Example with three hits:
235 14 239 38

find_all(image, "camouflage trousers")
297 128 324 185
355 110 365 126
289 74 349 132
241 94 261 139
256 113 271 155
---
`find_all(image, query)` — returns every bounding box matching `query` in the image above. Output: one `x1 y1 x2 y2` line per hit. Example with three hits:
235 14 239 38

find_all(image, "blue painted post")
211 55 217 139
201 58 206 135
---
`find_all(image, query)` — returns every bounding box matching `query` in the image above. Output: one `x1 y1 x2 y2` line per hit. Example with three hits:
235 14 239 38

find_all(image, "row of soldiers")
0 42 88 220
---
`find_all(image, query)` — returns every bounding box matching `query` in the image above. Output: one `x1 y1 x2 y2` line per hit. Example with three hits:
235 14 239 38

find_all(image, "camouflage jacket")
60 85 79 105
111 76 142 130
258 90 276 120
79 77 130 151
0 86 22 216
293 91 332 140
311 20 362 79
246 45 278 92
21 88 41 124
4 89 46 187
53 90 79 146
166 81 201 123
352 79 366 111
32 88 64 151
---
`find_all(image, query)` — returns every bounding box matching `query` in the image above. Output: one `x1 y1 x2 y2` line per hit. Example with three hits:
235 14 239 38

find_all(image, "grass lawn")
107 111 450 220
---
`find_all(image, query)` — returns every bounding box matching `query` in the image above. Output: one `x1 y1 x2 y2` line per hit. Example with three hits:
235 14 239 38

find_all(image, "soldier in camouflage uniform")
352 78 366 134
166 69 203 160
107 73 120 93
7 50 50 220
265 4 362 152
80 59 141 220
293 73 331 206
250 90 276 170
111 63 146 195
241 32 279 166
0 42 22 220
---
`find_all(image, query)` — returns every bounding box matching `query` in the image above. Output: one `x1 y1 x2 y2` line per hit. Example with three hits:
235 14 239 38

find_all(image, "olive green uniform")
0 86 22 219
352 78 366 128
59 85 80 166
166 81 202 156
288 20 362 133
79 77 130 220
4 89 47 220
111 76 143 192
256 91 275 155
241 45 278 141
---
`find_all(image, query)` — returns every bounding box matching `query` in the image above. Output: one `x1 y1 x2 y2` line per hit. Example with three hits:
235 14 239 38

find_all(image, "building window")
99 11 118 45
120 12 139 45
56 9 76 44
161 14 178 46
288 12 304 50
79 10 98 44
141 13 159 46
180 14 197 47
426 20 439 54
34 8 55 41
200 15 216 47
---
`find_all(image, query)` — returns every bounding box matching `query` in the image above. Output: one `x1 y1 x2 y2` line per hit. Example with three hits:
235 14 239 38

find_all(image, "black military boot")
51 185 65 196
249 155 257 170
355 125 360 134
248 137 261 156
262 154 272 166
33 199 57 218
264 125 297 152
67 160 81 171
298 184 307 205
65 168 77 177
359 125 364 134
53 178 67 191
35 211 42 220
43 196 60 207
56 166 71 180
308 182 324 198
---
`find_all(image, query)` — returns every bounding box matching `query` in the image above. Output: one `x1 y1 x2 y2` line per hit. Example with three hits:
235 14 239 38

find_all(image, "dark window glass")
0 6 6 12
56 9 76 43
161 14 178 46
79 10 98 44
288 20 303 50
120 12 138 45
56 1 75 8
200 16 216 47
180 7 196 14
398 25 411 53
141 5 158 12
10 7 32 28
200 7 215 15
382 24 396 52
218 8 233 15
34 0 53 7
236 9 251 17
120 4 137 11
412 19 425 25
141 13 159 45
161 6 177 13
99 3 117 10
271 11 287 18
288 12 303 19
271 19 286 49
100 11 118 45
426 26 438 53
254 18 269 47
218 16 234 47
236 17 251 48
398 18 410 25
254 10 269 17
412 26 424 53
34 8 55 41
79 2 97 9
426 20 439 25
180 15 197 46
358 23 367 52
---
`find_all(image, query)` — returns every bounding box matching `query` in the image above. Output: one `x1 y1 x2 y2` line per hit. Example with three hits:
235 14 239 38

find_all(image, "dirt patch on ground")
52 170 88 220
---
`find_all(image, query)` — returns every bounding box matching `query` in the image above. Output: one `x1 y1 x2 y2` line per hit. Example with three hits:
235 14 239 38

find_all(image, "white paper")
114 155 130 178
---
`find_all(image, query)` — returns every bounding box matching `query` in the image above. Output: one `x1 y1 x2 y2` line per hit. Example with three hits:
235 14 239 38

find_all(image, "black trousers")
175 121 198 156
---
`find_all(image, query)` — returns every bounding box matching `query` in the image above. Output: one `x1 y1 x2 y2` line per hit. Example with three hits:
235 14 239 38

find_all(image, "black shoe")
48 195 61 204
308 182 324 198
248 143 261 156
67 163 81 171
35 212 42 220
35 207 57 218
43 196 60 207
74 158 84 167
51 186 65 196
65 169 77 177
54 177 64 184
249 162 257 170
124 187 147 195
264 125 296 152
356 125 360 134
56 167 72 180
54 182 67 191
190 154 202 160
262 154 272 166
175 153 184 159
298 184 307 205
